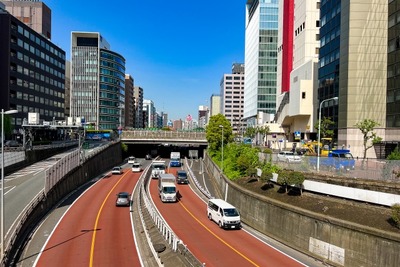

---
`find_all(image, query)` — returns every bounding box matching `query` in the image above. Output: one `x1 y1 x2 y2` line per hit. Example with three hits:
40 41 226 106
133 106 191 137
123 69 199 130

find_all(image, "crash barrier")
203 152 400 267
184 157 212 199
0 151 25 168
138 160 203 266
44 142 114 195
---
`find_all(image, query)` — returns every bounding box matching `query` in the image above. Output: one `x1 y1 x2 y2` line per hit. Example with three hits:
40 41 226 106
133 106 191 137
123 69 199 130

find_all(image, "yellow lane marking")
178 201 259 267
89 171 129 267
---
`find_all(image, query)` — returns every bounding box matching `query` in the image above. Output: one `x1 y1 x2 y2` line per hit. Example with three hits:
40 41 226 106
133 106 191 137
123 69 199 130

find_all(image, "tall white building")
143 99 155 128
244 0 279 126
209 94 221 116
220 63 245 134
275 0 321 141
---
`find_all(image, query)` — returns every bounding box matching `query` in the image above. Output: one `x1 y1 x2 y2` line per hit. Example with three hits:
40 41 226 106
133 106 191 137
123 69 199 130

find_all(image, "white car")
112 166 122 174
131 162 142 172
277 151 302 163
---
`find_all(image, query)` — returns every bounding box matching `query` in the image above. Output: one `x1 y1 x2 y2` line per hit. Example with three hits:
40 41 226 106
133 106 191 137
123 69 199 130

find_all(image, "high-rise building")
133 86 144 128
64 60 70 117
125 74 135 128
143 99 155 128
3 0 51 39
0 8 65 130
275 0 320 141
387 1 400 136
209 94 221 116
319 0 387 157
220 63 245 133
198 105 208 129
244 0 279 126
70 32 125 130
276 0 294 95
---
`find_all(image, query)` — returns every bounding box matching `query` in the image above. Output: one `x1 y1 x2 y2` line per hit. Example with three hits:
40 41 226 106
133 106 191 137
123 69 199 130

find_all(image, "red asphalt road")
152 168 304 267
35 168 141 267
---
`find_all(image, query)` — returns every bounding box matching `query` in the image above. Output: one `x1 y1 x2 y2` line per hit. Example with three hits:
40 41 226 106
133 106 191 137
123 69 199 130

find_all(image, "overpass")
120 130 208 146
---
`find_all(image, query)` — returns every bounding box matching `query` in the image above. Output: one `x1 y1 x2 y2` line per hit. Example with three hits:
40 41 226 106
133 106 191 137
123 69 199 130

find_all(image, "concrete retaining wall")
204 153 400 267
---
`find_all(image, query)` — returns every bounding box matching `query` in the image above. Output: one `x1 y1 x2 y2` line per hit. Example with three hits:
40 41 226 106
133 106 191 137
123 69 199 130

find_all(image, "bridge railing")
121 130 206 141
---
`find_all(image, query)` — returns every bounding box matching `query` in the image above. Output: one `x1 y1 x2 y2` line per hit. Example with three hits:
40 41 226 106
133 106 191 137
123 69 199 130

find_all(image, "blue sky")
44 0 246 121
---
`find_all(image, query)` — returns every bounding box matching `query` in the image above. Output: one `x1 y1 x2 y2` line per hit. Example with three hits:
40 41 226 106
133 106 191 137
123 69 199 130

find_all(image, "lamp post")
317 97 338 172
1 109 17 259
219 125 224 174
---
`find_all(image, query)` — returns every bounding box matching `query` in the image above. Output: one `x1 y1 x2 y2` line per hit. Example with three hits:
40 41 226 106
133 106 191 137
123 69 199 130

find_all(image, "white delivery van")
151 161 166 179
158 174 177 203
207 198 241 229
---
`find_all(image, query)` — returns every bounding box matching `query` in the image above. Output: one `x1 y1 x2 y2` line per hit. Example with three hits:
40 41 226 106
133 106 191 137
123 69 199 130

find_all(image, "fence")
261 153 400 182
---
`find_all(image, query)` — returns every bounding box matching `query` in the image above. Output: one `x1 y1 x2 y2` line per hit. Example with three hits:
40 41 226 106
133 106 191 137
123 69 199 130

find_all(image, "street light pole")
1 109 17 260
219 125 224 174
317 97 338 172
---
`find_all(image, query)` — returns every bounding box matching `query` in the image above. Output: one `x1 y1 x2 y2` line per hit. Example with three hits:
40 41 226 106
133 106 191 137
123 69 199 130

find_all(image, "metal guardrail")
138 160 204 266
184 158 212 199
120 130 207 142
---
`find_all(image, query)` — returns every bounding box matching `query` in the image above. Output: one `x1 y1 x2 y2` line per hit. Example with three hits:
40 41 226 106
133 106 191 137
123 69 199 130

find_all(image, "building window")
302 92 306 99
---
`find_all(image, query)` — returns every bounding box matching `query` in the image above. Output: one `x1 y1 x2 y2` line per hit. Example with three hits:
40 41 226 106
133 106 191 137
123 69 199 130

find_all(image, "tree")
355 119 382 159
0 114 14 137
256 125 270 146
205 114 233 153
244 127 256 139
315 117 335 138
277 171 305 195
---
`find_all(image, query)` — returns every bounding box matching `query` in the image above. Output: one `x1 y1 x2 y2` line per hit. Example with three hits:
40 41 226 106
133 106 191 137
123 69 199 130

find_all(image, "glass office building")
70 32 125 130
244 0 279 125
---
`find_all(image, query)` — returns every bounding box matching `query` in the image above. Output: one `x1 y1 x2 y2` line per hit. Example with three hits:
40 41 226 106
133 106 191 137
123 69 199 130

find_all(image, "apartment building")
220 63 245 134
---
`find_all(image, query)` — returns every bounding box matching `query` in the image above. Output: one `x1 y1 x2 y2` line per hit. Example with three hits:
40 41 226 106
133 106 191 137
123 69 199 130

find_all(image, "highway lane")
151 167 305 267
34 165 142 267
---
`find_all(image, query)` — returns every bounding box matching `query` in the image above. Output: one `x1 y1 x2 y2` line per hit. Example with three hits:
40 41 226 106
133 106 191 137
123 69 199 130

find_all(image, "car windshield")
133 163 140 168
163 187 176 193
178 172 187 178
113 167 120 170
223 208 239 217
118 193 129 198
152 164 165 170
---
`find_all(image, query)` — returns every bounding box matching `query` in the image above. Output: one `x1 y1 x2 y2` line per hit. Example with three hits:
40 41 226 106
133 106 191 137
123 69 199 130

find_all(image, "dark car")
4 140 20 147
176 170 189 184
116 192 131 207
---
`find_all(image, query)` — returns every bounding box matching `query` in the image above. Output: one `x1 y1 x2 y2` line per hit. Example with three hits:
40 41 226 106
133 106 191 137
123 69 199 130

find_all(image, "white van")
131 162 142 172
207 199 241 229
128 156 136 164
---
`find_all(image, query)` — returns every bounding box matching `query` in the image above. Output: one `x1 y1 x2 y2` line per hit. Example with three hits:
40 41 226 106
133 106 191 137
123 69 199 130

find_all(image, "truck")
158 173 177 203
309 149 355 171
170 152 181 167
151 160 166 179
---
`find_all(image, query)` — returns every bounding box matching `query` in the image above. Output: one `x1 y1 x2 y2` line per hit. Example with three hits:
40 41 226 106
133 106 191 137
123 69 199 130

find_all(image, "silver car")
277 151 302 163
112 166 122 174
116 192 131 207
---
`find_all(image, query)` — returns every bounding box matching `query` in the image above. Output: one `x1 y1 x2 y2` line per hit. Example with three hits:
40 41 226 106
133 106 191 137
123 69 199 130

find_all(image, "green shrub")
387 147 400 160
391 203 400 228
